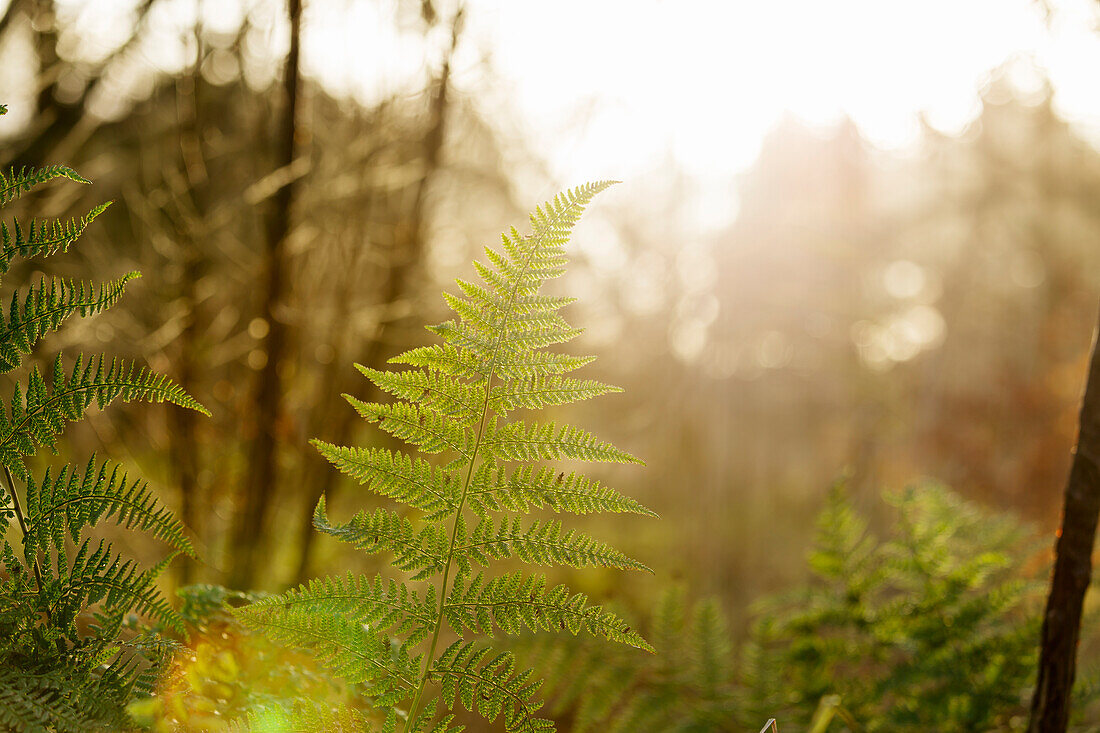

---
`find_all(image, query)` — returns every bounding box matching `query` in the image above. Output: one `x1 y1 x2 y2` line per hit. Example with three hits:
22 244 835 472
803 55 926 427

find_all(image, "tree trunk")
290 8 463 586
168 19 208 586
227 0 304 590
1029 299 1100 732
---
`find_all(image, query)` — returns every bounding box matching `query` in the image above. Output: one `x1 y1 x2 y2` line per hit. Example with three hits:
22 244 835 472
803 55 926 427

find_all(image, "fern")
520 586 738 733
0 104 208 731
741 483 1047 732
524 485 1091 733
238 182 654 732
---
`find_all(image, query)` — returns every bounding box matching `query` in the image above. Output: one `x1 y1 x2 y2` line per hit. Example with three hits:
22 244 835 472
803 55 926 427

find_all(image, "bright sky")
301 0 1100 184
13 0 1100 202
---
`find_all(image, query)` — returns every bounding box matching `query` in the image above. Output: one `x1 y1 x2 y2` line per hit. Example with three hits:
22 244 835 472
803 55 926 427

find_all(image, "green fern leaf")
0 273 139 373
238 601 419 707
433 641 552 733
23 455 194 558
241 182 649 732
0 165 90 206
456 515 651 573
444 570 652 651
240 572 436 647
0 669 87 733
312 495 448 580
0 202 111 276
467 462 655 517
483 418 642 464
0 142 207 731
50 538 184 635
312 440 460 519
0 353 209 482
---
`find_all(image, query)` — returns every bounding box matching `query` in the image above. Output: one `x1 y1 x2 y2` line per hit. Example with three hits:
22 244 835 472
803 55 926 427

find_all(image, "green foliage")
521 586 738 733
237 182 653 732
524 485 1092 733
741 483 1041 732
0 104 208 731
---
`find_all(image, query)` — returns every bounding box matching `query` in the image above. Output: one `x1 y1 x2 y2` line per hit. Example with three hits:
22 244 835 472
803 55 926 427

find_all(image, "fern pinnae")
0 202 112 277
243 182 651 732
23 455 194 558
0 165 90 206
0 273 139 372
0 353 208 481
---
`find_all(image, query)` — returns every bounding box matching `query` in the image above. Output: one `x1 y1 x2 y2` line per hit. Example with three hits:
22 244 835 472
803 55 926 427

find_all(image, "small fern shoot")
238 181 654 732
0 104 208 732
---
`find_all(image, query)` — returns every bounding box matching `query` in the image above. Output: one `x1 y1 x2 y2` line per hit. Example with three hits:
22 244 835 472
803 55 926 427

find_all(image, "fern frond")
245 182 645 732
357 364 485 423
0 165 90 205
237 602 419 707
0 202 111 275
240 572 436 647
0 142 207 730
0 669 87 733
483 419 642 464
444 571 652 651
389 343 486 380
313 495 447 580
467 462 655 517
312 440 460 518
346 397 473 457
455 516 651 572
0 353 209 481
24 456 193 558
489 376 621 414
52 538 184 635
493 351 595 380
0 273 139 373
433 641 552 733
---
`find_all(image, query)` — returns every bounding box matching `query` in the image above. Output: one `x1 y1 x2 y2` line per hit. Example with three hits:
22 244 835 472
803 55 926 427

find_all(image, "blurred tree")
290 1 466 586
1030 305 1100 732
226 0 305 591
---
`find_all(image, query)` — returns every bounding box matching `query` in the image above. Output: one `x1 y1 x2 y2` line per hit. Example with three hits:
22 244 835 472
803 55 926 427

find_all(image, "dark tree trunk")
169 26 209 586
290 8 463 586
1029 299 1100 733
227 0 304 590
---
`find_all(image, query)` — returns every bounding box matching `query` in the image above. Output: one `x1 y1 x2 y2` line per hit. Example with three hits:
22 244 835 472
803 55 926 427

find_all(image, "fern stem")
403 200 546 730
2 463 50 623
402 194 593 730
403 368 495 730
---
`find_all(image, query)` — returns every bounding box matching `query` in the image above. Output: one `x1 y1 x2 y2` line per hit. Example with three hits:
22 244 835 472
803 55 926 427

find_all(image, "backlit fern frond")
432 641 551 733
239 182 652 732
0 272 139 373
519 586 738 733
0 202 111 279
0 164 90 205
443 571 651 650
0 119 207 731
241 601 420 707
0 352 209 482
24 456 193 558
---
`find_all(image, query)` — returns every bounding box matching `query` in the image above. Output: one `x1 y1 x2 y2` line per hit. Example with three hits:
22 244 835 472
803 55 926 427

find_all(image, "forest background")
2 0 1100 727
